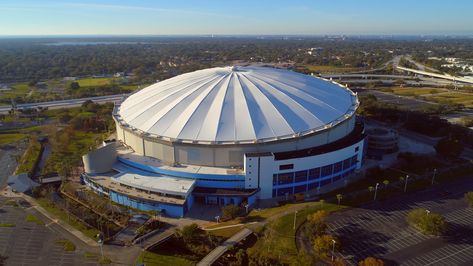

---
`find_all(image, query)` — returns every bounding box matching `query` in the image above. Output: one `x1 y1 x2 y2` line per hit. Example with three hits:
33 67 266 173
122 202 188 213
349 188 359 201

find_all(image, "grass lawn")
0 223 16 227
55 239 76 251
0 133 27 145
208 225 245 239
423 92 473 108
380 87 447 96
75 77 115 87
36 198 100 239
0 83 31 102
16 138 42 175
25 214 45 225
136 251 194 266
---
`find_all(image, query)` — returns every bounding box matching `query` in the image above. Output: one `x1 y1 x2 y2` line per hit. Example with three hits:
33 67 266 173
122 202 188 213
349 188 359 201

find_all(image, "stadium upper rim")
113 66 359 145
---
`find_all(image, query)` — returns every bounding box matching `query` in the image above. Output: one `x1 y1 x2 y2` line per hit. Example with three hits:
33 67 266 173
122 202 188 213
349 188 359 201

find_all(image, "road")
0 94 128 114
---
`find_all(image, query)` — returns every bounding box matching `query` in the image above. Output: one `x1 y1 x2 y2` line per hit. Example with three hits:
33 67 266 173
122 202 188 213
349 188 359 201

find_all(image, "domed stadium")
82 66 366 217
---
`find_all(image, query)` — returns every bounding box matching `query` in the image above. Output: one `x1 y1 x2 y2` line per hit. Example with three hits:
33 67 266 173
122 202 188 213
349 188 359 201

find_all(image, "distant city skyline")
1 0 472 36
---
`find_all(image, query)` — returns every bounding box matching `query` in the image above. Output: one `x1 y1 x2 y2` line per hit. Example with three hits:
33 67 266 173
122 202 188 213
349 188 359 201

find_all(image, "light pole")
96 233 104 261
293 210 298 230
404 175 409 193
374 183 380 201
215 215 220 223
331 239 336 261
431 168 437 185
244 204 249 214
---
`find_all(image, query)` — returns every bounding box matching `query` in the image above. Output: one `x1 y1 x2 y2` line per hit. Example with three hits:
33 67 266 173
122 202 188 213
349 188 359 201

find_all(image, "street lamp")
96 233 104 261
244 204 249 214
293 210 298 230
331 239 336 261
374 183 380 201
431 168 437 185
404 175 409 193
215 215 220 223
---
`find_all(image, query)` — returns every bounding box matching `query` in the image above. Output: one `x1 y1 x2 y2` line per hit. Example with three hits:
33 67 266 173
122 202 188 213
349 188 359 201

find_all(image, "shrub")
406 208 446 236
358 256 384 266
464 192 473 207
222 204 242 220
313 234 338 258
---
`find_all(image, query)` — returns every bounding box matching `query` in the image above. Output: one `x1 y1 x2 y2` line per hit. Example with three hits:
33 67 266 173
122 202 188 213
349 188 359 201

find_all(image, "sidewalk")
197 228 253 266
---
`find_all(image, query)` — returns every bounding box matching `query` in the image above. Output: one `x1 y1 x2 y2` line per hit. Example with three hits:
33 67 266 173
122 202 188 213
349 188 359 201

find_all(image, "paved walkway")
197 228 253 266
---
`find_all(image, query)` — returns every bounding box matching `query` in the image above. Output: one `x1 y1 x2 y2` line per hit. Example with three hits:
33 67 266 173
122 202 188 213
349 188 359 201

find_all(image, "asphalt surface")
0 94 128 114
326 176 473 265
0 202 99 265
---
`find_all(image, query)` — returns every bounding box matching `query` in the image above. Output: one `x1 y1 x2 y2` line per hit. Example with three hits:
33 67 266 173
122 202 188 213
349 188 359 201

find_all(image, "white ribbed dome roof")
117 66 358 144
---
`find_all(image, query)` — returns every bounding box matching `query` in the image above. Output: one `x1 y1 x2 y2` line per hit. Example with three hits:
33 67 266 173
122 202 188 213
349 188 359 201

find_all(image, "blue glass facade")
271 155 358 197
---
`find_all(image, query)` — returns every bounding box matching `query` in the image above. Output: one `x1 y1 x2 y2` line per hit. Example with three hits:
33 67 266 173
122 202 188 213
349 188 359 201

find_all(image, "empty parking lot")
328 177 473 265
0 198 99 266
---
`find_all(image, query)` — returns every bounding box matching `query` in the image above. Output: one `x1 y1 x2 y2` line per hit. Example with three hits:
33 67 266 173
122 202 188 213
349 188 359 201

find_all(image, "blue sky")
0 0 472 36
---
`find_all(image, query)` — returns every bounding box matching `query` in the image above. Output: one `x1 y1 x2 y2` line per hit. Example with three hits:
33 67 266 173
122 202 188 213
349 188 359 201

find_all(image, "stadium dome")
118 66 357 144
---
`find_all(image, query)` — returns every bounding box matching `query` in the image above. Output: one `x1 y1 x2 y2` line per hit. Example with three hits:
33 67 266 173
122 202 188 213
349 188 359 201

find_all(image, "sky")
0 0 472 36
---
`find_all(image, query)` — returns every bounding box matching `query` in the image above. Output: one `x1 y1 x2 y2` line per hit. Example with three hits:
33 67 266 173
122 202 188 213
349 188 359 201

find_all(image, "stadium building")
81 66 366 217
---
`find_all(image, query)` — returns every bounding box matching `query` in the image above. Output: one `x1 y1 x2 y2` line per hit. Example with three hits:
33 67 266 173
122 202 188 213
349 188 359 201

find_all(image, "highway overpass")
396 66 473 84
0 94 129 114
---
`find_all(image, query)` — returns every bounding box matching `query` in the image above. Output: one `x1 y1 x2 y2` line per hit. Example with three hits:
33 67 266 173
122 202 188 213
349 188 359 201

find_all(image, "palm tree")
383 180 390 189
336 194 343 206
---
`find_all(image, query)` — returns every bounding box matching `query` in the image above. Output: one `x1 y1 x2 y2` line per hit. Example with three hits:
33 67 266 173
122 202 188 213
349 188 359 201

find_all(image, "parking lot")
328 177 473 265
0 199 99 266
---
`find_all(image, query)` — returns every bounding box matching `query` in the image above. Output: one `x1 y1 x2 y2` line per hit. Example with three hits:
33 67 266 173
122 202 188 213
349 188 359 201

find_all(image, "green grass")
208 225 245 239
136 251 194 266
0 133 27 145
75 77 115 87
55 239 76 251
36 198 100 239
16 138 42 175
25 214 44 225
84 252 99 260
380 87 447 96
0 223 16 227
423 92 473 108
0 83 31 102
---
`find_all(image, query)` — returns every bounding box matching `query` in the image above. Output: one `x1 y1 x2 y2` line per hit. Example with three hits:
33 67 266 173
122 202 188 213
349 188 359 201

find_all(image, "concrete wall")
117 115 356 168
82 142 117 174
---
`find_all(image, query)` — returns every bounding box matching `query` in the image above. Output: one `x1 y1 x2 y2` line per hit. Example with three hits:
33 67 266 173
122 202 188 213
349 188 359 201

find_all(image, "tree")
358 256 384 266
435 137 463 158
465 192 473 207
336 194 343 206
305 210 328 239
235 249 248 266
313 234 338 258
368 186 374 194
383 180 389 189
175 223 202 244
69 81 80 90
406 208 446 236
221 204 241 220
